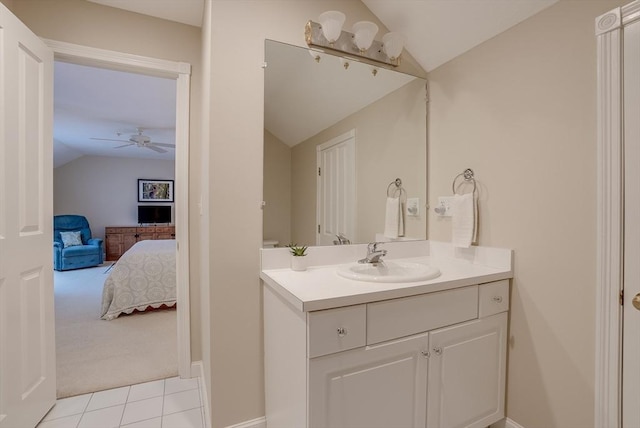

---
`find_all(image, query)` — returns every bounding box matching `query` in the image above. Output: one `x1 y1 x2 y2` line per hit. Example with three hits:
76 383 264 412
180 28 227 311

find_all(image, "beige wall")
0 0 14 12
263 130 291 247
10 0 203 361
291 78 427 246
54 156 175 241
203 1 411 425
428 0 626 426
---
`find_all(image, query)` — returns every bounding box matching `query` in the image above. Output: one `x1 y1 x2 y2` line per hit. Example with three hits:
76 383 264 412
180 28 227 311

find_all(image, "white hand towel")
384 197 404 239
451 193 475 248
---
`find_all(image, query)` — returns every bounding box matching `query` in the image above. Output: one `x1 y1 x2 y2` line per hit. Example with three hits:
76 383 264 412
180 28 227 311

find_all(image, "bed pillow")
60 231 83 248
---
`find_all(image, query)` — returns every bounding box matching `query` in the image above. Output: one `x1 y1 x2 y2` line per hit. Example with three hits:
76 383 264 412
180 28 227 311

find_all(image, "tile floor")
36 376 205 428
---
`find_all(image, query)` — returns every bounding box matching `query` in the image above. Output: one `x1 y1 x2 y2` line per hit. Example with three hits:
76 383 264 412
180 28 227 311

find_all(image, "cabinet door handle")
433 347 443 356
337 327 347 337
421 350 430 358
492 296 503 303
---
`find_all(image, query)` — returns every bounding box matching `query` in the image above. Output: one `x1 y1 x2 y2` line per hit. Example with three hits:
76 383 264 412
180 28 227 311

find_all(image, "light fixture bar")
305 20 399 67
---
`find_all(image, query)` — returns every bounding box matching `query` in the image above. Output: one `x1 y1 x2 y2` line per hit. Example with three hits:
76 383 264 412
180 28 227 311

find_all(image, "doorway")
316 129 356 246
46 39 192 385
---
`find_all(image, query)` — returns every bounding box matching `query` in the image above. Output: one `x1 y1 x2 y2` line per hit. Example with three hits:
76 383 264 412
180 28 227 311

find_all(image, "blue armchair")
53 215 103 271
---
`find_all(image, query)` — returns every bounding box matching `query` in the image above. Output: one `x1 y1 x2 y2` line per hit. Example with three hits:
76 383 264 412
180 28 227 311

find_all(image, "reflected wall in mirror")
263 39 427 247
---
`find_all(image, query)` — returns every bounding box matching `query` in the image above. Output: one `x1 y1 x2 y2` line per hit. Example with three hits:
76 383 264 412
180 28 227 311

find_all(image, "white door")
623 15 640 428
309 332 428 428
316 130 355 246
427 313 507 428
0 4 56 428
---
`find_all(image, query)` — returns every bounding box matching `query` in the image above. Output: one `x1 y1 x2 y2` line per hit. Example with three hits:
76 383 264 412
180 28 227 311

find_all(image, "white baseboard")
224 417 267 428
190 361 211 428
490 417 525 428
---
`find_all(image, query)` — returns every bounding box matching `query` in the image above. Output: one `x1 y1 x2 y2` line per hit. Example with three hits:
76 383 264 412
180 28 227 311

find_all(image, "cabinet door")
105 233 122 261
309 333 428 428
123 233 137 252
427 312 507 428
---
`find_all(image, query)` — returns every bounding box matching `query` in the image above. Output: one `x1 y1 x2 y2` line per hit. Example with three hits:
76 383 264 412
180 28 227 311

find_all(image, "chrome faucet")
333 233 351 245
358 242 387 264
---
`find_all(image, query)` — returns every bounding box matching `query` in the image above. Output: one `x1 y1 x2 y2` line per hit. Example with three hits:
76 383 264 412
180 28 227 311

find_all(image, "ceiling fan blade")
146 145 167 153
114 143 135 149
152 143 176 148
91 137 130 143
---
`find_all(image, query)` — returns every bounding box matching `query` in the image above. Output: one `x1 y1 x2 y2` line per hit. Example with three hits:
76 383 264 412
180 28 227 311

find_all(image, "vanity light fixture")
305 11 405 68
352 21 378 53
382 32 406 61
308 49 322 63
317 10 345 44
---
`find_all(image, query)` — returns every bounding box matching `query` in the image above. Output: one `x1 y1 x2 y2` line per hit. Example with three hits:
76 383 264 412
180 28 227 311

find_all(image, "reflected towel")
451 193 476 248
384 197 404 239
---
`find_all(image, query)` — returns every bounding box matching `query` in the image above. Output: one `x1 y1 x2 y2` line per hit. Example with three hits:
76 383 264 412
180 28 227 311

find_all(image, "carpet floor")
54 263 178 399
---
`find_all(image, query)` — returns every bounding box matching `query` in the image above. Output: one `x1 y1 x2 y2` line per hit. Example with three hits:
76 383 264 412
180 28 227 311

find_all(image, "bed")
101 239 176 320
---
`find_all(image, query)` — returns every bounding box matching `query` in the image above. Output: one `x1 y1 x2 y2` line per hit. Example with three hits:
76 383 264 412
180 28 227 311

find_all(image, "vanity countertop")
260 241 513 312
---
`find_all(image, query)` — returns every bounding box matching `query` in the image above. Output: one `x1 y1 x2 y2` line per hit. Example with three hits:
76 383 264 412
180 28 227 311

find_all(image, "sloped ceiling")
56 0 559 166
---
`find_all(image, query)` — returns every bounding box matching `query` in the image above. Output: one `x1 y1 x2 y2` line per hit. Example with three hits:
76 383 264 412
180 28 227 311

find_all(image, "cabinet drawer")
106 227 136 234
137 227 154 233
308 305 366 358
367 286 478 345
155 227 173 233
479 280 510 318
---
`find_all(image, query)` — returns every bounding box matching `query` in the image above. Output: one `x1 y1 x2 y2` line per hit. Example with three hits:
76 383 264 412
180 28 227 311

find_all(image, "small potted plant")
287 244 308 271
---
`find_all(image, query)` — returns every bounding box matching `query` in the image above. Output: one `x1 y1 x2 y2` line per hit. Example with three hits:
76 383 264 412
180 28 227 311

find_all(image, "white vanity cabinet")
263 278 510 428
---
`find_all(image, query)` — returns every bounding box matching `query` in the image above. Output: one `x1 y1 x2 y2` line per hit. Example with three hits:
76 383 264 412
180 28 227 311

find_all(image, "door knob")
633 293 640 310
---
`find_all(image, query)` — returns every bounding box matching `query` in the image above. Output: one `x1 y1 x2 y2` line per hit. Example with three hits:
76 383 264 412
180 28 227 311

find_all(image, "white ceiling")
363 0 559 72
53 61 176 167
54 0 559 166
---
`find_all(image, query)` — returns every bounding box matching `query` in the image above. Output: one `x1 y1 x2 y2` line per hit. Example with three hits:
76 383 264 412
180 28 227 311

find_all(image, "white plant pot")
291 256 307 272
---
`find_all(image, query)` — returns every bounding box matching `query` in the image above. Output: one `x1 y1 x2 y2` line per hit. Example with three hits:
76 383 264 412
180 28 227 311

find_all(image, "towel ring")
387 178 405 198
452 168 477 195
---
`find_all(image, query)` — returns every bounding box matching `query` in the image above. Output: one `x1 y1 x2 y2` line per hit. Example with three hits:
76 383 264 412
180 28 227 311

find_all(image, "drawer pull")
492 296 503 303
337 327 347 337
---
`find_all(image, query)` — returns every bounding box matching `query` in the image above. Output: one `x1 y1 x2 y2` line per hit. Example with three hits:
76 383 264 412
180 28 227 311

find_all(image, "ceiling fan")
91 128 175 153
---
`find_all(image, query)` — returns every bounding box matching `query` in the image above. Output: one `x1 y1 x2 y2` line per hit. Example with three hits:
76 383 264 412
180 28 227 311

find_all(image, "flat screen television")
138 205 172 224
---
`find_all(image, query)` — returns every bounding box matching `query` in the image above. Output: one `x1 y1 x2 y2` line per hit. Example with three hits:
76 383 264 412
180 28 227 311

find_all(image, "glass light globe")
352 21 379 52
318 11 346 44
382 32 406 60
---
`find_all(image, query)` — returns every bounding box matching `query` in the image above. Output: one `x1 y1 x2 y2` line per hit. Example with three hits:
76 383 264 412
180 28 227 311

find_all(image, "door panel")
623 17 640 428
0 3 55 427
316 130 355 246
309 332 428 428
427 313 507 428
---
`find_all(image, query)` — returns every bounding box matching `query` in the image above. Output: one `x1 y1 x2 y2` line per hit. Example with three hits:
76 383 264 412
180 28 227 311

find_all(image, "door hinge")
318 167 321 176
318 225 320 233
620 289 624 306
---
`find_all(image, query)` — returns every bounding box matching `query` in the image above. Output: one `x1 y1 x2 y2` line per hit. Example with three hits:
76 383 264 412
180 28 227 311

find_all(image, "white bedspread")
101 239 176 320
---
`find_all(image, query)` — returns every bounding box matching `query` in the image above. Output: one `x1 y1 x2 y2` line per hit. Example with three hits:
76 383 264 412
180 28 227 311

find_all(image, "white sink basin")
337 261 441 283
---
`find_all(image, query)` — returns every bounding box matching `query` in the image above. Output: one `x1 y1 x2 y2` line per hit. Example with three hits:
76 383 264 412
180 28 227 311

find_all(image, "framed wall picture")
138 179 174 202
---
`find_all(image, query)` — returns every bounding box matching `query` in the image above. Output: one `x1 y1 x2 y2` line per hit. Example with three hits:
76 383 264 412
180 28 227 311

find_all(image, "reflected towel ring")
387 178 405 198
452 168 477 195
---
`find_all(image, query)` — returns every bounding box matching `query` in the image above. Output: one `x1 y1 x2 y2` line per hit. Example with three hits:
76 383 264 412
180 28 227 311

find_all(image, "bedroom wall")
54 156 175 241
427 0 626 426
10 0 204 367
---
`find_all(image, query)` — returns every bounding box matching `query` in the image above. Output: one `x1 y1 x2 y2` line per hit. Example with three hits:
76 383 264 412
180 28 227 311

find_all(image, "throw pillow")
60 231 83 248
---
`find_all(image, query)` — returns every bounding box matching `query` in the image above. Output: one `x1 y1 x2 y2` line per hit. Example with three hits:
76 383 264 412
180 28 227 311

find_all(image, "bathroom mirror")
263 39 427 247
